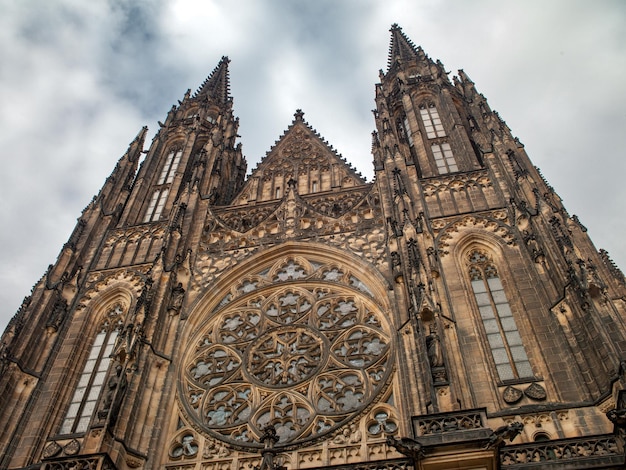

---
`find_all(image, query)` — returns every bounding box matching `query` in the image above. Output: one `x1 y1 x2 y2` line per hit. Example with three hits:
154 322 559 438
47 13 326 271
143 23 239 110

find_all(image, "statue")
426 331 444 368
168 282 185 314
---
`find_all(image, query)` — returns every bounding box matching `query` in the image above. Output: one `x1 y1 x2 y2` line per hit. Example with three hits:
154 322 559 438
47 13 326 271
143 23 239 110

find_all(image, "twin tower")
2 25 626 470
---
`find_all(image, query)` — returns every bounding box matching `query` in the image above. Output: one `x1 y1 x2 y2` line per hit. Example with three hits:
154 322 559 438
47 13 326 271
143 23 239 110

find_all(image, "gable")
230 111 366 206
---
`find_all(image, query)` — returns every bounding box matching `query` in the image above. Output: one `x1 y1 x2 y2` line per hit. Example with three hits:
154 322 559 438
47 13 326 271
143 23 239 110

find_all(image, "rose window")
180 257 394 449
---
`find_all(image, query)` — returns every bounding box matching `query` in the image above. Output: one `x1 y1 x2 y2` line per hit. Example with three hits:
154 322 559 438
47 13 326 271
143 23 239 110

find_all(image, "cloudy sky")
1 0 625 333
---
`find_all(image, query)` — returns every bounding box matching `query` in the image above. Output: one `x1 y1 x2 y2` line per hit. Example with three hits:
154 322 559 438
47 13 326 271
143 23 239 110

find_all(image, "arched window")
143 188 169 223
468 250 533 381
143 147 182 223
419 103 446 139
431 142 457 173
157 148 183 185
59 305 123 435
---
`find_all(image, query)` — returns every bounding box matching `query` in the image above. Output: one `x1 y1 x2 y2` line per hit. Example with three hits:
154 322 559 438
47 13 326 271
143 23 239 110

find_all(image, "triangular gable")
230 110 366 206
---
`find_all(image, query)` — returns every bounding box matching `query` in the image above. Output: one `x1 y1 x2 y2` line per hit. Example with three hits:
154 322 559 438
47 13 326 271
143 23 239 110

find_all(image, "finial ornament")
255 424 285 470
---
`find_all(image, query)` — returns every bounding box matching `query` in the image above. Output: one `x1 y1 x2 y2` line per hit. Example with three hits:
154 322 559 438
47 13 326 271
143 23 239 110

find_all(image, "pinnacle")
194 56 231 104
387 24 420 70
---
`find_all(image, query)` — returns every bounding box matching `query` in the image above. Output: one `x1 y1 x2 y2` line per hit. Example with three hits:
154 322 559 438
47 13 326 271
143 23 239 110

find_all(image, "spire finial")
387 24 420 71
194 56 231 104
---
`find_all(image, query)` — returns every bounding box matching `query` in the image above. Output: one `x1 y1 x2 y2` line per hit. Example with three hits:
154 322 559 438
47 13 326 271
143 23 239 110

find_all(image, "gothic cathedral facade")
1 25 626 470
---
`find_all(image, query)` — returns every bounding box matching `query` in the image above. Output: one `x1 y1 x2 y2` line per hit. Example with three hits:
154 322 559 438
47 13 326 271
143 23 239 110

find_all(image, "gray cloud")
1 0 624 332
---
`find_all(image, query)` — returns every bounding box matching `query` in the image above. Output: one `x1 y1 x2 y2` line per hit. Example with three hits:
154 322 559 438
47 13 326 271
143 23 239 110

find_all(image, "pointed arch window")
432 143 458 174
468 250 533 381
143 188 169 222
419 104 446 139
157 148 183 185
403 116 414 147
59 305 123 435
143 147 181 222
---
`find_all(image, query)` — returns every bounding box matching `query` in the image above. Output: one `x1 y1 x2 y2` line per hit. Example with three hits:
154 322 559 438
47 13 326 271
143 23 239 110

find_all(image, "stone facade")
1 25 626 470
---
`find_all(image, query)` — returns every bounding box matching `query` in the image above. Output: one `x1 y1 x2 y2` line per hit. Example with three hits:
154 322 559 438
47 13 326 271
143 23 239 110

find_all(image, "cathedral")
2 25 626 470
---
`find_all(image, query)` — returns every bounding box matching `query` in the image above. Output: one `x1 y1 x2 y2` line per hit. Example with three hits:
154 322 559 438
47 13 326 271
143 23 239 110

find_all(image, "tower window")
275 187 281 199
468 251 533 382
312 181 318 192
403 116 414 147
143 189 169 223
59 305 123 435
432 143 458 174
420 104 446 139
157 149 182 185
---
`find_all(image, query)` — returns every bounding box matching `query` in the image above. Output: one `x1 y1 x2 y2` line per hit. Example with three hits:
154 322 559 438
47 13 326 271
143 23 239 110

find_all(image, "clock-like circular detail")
179 281 393 448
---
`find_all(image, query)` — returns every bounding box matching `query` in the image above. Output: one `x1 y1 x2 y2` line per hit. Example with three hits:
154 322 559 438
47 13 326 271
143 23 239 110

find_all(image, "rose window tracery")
180 255 394 449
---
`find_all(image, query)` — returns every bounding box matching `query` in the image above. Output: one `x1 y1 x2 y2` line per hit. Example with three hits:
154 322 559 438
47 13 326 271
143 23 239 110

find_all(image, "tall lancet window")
59 305 123 435
157 148 183 185
432 143 458 174
468 250 533 381
419 103 457 174
419 104 446 139
143 147 182 222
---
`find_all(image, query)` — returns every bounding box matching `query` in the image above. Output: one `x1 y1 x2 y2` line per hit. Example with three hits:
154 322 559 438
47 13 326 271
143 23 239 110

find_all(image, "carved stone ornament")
126 456 143 468
63 438 81 455
502 385 523 404
42 441 62 459
179 256 393 450
524 382 547 401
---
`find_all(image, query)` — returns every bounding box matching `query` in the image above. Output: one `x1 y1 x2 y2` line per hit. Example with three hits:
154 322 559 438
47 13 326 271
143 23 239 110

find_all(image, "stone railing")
41 454 116 470
413 409 487 436
500 434 624 468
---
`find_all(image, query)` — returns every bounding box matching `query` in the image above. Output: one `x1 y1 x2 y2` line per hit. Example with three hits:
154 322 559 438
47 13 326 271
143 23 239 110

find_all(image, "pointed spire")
387 24 420 70
194 56 231 104
127 125 148 162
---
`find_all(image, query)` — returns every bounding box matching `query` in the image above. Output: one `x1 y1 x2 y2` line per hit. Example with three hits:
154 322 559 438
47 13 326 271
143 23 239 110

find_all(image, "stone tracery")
179 255 394 449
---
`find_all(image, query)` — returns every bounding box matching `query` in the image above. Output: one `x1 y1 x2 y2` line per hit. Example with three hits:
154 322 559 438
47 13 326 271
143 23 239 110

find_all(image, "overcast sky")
1 0 625 333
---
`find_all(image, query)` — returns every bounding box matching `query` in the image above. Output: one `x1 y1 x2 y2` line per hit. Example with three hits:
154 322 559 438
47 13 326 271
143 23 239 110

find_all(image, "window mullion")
483 272 519 378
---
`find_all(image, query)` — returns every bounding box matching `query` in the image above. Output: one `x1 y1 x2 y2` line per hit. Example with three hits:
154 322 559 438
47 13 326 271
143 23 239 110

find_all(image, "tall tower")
1 26 626 470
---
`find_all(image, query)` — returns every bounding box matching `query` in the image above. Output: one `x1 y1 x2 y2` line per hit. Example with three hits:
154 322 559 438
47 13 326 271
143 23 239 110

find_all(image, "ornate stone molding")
499 434 624 468
434 211 515 257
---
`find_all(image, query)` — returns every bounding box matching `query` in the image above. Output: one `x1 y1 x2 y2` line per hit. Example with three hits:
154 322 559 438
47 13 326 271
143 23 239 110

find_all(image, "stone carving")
76 269 146 312
502 385 523 404
42 455 115 470
386 436 424 460
436 213 515 257
416 410 484 436
179 262 393 449
367 409 398 436
63 438 80 455
606 408 626 429
332 424 362 444
426 330 443 368
485 422 523 448
169 432 199 459
96 225 166 270
98 363 128 426
524 382 547 401
42 441 62 459
46 296 68 332
500 435 622 467
522 230 545 263
168 282 186 314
